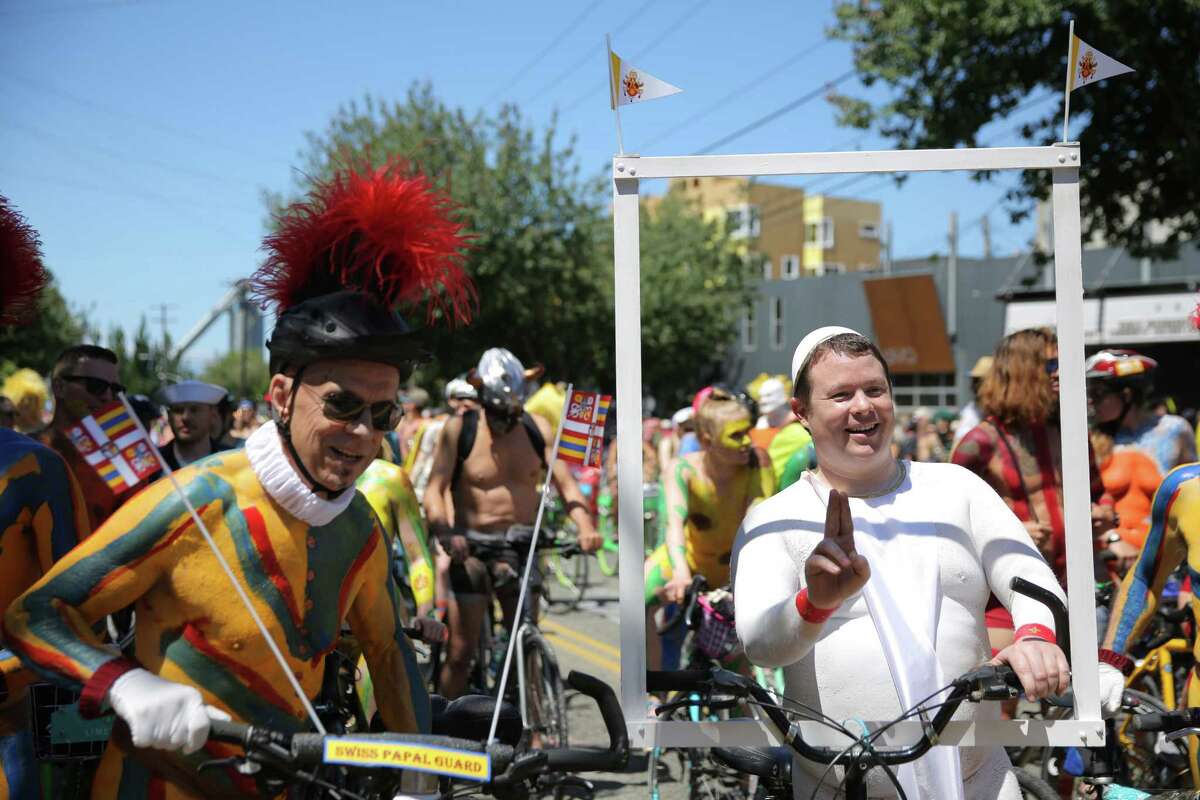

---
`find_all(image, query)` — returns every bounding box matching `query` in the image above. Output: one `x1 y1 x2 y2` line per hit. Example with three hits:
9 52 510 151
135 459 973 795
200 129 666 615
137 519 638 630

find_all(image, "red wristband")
1014 624 1056 645
78 657 140 719
1099 648 1134 677
795 589 836 624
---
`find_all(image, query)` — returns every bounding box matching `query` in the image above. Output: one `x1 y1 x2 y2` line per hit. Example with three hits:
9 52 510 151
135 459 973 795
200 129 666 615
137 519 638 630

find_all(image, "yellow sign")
323 738 491 782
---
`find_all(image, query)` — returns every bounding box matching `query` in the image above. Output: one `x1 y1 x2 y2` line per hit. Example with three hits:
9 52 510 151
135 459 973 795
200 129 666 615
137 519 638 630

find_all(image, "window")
742 303 757 351
762 258 774 281
859 221 880 240
780 254 801 280
804 217 834 248
770 297 784 350
725 204 761 239
889 373 959 415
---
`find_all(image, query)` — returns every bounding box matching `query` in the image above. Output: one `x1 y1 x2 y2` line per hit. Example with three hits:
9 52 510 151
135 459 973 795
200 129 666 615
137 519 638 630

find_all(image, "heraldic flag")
557 390 611 468
1067 34 1133 91
65 401 159 493
609 48 681 109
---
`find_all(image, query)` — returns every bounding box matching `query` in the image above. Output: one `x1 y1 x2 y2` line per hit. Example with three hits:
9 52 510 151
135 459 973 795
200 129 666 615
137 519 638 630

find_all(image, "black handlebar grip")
1134 712 1169 732
207 719 250 744
563 671 628 770
646 670 710 693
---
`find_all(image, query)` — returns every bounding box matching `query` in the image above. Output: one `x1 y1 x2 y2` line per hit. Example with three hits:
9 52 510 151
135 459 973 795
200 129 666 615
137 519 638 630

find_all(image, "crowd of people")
3 160 1200 800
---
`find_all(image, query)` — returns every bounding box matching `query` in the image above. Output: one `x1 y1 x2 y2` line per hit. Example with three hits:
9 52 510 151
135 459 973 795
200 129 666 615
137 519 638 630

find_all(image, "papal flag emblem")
609 48 681 109
1067 34 1133 91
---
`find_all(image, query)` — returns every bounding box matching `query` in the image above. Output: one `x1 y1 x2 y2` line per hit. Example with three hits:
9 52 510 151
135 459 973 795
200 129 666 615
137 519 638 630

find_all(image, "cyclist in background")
644 387 775 670
5 162 471 798
750 376 815 491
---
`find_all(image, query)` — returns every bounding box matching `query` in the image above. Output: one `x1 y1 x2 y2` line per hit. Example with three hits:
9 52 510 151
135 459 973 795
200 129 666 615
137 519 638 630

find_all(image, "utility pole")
981 214 992 260
947 211 958 340
148 304 176 345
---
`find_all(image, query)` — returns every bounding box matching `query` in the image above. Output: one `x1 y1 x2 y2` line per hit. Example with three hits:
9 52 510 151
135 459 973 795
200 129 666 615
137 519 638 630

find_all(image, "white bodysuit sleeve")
961 466 1064 634
733 517 825 668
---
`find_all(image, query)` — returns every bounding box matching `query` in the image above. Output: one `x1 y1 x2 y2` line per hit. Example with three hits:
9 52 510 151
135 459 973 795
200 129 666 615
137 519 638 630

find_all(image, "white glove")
1098 662 1126 717
107 668 231 754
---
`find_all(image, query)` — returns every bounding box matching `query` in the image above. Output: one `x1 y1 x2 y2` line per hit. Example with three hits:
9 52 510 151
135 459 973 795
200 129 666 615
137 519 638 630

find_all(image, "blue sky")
0 0 1054 370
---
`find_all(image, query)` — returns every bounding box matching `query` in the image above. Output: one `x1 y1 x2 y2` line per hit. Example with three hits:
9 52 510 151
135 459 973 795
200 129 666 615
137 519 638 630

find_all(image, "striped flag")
65 401 159 493
556 390 611 468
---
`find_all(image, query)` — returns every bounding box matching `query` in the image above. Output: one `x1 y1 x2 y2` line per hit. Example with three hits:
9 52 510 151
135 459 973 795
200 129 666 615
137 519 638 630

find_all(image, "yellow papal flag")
1067 34 1134 91
609 49 682 109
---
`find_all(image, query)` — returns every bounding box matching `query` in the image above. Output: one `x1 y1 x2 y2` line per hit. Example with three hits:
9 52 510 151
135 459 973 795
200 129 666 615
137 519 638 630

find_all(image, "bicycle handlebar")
1132 707 1200 733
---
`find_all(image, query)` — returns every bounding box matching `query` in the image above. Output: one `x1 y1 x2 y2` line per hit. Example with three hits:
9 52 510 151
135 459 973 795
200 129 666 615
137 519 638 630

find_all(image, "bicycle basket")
29 683 111 761
694 593 738 662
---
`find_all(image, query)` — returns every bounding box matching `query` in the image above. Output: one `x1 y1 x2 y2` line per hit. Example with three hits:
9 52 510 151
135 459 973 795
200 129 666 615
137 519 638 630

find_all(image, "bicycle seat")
429 694 523 746
710 746 792 781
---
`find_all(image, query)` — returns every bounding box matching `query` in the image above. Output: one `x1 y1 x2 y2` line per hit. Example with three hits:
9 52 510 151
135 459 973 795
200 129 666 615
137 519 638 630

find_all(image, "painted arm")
4 477 201 688
394 474 435 616
663 458 694 583
1104 465 1198 653
347 525 430 734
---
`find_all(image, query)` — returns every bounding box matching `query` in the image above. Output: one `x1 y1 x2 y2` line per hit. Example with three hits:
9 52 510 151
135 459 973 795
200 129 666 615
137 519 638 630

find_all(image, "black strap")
452 410 546 489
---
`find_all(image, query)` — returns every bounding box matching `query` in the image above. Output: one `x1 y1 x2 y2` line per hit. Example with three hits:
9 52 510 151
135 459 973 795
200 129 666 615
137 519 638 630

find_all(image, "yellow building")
665 177 882 279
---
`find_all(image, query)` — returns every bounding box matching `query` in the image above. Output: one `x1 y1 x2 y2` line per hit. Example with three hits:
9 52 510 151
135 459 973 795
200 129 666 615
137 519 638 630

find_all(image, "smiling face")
270 359 399 492
793 351 895 484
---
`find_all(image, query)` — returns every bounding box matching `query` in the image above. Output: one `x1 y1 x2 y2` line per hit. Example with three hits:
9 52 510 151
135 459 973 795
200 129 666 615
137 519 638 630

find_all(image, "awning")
862 275 955 374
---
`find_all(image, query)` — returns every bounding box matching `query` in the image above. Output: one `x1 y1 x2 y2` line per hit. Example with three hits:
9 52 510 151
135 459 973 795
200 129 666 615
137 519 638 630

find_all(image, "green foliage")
107 317 183 397
625 192 758 409
266 83 750 407
830 0 1200 258
200 350 269 401
0 273 87 380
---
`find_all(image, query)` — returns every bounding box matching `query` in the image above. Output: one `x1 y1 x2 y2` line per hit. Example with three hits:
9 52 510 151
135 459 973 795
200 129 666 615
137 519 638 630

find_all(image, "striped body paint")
4 449 428 799
1108 462 1200 653
356 459 435 611
0 429 91 800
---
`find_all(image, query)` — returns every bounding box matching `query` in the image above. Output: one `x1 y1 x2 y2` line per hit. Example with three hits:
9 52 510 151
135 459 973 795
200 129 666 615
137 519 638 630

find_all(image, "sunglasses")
318 389 403 432
62 374 126 397
1044 357 1059 375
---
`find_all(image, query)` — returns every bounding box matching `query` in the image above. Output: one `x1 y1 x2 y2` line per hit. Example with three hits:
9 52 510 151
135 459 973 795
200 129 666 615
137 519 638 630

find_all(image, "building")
667 176 882 280
729 245 1200 416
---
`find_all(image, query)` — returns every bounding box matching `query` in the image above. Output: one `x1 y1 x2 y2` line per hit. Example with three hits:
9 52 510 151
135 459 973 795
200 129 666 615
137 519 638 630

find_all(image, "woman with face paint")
643 387 775 669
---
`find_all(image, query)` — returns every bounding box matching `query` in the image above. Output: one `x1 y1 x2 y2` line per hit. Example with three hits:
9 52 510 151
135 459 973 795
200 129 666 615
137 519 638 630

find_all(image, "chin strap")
276 366 349 500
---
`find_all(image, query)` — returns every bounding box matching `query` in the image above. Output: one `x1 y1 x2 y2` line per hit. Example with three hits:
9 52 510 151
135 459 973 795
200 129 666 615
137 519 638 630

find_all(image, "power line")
482 0 604 107
522 0 657 104
558 0 712 115
693 69 855 155
642 37 830 150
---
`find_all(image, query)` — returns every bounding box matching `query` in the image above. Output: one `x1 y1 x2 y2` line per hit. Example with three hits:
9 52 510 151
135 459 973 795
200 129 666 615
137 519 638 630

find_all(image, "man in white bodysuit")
732 327 1120 799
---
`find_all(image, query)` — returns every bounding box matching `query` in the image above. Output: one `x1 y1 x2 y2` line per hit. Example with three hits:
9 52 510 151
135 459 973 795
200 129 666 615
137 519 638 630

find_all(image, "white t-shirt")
732 461 1063 798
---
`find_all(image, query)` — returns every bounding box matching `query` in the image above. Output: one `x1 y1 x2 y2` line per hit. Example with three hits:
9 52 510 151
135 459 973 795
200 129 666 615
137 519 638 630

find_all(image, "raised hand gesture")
804 489 871 610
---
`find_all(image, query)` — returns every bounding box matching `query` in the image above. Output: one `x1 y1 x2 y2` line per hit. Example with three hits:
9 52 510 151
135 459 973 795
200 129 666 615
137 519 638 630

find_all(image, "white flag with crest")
1068 34 1134 91
609 49 681 109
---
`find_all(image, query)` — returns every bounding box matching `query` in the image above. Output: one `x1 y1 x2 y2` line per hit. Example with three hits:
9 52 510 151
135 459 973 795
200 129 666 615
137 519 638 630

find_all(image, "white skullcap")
670 407 693 427
790 326 862 383
161 380 227 406
757 378 788 415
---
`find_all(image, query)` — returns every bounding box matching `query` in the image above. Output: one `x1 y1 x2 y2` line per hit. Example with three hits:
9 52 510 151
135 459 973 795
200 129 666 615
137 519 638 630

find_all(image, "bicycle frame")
1129 638 1191 712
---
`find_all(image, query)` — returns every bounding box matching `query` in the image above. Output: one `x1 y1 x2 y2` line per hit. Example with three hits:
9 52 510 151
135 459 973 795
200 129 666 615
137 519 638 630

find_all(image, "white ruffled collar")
245 421 355 527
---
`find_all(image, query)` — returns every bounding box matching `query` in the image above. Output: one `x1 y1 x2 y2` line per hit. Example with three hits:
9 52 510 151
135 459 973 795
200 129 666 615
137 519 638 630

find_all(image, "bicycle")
646 575 755 800
201 669 628 800
647 576 1069 800
594 481 665 577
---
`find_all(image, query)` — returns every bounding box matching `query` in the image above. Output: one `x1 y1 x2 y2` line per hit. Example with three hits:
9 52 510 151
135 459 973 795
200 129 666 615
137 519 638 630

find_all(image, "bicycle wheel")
1015 769 1059 800
522 628 569 749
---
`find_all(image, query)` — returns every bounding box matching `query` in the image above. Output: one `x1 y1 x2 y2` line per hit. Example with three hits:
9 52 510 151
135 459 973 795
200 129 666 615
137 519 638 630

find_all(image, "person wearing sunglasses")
41 343 130 530
7 161 472 799
158 380 229 471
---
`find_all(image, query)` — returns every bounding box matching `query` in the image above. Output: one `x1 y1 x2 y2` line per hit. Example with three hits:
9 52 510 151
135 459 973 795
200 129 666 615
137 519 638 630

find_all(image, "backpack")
451 410 547 489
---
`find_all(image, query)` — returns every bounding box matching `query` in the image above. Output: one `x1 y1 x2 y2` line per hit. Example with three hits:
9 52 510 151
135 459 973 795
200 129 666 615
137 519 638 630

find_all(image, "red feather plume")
252 160 475 325
0 196 49 326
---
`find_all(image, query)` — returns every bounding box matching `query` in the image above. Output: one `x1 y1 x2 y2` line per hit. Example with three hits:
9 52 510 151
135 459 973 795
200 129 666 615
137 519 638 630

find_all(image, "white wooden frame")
612 144 1104 748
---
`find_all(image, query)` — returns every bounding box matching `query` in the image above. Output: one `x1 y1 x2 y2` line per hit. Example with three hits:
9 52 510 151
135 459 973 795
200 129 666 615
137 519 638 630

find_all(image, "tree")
265 84 612 390
107 317 183 398
621 192 759 410
829 1 1200 258
0 271 88 379
200 350 269 401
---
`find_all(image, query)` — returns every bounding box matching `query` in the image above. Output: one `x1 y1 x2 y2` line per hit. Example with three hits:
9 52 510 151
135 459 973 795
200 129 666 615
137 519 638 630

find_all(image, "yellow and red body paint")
4 449 428 799
357 459 435 612
0 429 91 799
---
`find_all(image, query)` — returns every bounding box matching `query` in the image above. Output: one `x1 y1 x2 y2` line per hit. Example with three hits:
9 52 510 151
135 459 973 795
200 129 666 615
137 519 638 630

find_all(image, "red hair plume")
0 196 49 326
253 160 475 324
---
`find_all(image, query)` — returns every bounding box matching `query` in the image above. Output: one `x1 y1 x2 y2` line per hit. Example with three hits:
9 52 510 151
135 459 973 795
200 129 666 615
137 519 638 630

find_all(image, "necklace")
812 459 907 500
